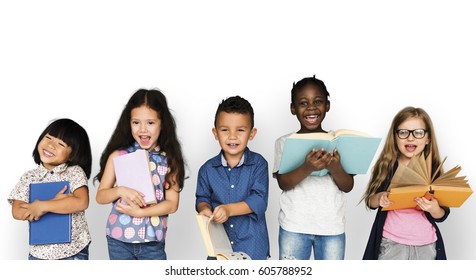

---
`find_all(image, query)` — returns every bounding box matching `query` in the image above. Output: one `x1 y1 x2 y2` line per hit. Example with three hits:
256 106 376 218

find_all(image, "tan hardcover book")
195 214 251 260
383 153 472 211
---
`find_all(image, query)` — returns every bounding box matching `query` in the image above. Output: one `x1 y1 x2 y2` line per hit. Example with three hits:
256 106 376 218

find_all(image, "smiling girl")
8 118 92 260
362 106 449 260
95 88 185 260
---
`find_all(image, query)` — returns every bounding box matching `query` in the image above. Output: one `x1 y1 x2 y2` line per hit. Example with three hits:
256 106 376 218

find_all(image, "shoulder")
245 149 267 164
199 153 221 169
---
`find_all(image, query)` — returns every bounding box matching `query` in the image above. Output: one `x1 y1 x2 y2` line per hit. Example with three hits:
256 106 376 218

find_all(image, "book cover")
113 149 157 204
29 181 71 245
195 214 233 257
278 129 382 176
382 153 473 211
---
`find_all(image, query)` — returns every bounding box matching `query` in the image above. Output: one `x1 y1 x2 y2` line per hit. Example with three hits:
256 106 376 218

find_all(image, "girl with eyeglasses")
361 106 449 260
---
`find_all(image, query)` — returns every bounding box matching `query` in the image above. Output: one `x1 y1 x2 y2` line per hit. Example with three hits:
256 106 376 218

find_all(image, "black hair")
95 88 185 191
291 75 330 104
214 95 255 128
33 118 92 178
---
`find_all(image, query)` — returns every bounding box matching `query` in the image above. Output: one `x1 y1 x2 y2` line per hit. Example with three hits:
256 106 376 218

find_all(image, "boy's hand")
211 205 230 224
304 148 333 172
199 208 213 217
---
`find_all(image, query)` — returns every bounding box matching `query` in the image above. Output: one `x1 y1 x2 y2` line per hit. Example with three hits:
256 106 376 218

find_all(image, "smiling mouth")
304 115 319 123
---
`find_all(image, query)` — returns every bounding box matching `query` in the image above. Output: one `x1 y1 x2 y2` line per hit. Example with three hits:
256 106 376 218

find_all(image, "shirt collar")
130 141 162 155
217 147 250 168
37 162 69 178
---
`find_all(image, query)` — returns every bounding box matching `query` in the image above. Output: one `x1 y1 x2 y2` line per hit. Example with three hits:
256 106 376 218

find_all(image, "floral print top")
8 163 91 260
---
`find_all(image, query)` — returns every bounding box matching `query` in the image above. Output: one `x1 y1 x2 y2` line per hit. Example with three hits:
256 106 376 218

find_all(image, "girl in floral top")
8 118 92 260
95 88 185 260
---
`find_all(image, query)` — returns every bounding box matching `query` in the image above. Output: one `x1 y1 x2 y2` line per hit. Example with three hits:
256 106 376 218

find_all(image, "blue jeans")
279 227 345 260
28 244 89 260
106 235 167 260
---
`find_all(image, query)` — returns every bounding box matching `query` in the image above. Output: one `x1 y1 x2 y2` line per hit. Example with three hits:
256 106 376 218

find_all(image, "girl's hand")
378 192 392 208
115 199 144 217
52 185 72 200
20 201 47 222
414 196 443 217
211 205 230 224
118 186 147 208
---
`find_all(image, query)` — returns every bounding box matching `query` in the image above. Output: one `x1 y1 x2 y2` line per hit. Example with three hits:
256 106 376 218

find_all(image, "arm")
213 157 269 224
327 149 354 193
18 186 89 222
96 150 147 207
115 173 180 217
368 191 392 209
414 196 445 219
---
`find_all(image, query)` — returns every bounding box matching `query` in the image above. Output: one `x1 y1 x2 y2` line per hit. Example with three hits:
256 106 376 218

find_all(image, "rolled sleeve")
244 159 269 218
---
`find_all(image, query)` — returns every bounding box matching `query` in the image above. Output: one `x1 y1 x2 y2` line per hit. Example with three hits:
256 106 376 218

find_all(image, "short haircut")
291 75 330 104
214 96 254 128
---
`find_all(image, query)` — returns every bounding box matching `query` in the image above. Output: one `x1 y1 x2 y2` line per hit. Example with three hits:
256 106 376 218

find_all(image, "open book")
382 153 472 211
195 214 251 260
278 129 381 176
113 149 157 204
29 181 71 245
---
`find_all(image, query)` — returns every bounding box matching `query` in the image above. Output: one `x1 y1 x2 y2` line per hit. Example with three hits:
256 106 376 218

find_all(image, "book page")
333 129 371 137
288 132 334 141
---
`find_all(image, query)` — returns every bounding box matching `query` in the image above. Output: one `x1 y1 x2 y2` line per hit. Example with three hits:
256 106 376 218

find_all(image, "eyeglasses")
395 129 427 139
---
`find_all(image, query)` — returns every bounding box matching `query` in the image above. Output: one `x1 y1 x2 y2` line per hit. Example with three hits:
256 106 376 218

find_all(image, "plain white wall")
1 0 475 261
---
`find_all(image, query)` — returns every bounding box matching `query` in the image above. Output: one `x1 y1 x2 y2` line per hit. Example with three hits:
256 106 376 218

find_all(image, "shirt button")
228 168 231 171
231 185 234 189
230 224 234 228
230 241 234 245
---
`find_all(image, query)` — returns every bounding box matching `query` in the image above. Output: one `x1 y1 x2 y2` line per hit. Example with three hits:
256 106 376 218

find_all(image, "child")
195 96 270 260
95 88 185 260
362 106 449 260
273 76 354 260
8 118 92 260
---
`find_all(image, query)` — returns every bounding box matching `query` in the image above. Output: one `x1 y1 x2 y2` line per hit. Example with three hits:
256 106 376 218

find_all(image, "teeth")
305 115 318 119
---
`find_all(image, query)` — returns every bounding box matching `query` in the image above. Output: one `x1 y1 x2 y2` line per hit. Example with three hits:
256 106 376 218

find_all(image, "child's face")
291 84 330 133
212 112 256 163
396 117 430 166
37 134 73 170
131 105 161 151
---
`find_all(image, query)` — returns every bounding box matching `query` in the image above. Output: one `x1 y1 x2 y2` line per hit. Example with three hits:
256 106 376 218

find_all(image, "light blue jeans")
106 235 167 260
279 227 345 260
28 244 89 260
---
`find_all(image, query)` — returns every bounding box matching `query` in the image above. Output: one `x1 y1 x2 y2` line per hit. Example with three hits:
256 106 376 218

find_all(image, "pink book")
113 149 157 204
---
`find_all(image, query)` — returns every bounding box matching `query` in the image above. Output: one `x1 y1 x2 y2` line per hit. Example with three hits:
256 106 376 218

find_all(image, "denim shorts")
106 235 167 260
279 226 345 260
28 243 89 260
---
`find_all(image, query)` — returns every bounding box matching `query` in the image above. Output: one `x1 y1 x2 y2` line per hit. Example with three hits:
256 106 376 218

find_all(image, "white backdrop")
1 0 475 263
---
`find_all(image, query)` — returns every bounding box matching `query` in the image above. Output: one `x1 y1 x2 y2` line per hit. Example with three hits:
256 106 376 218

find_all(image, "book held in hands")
278 129 382 176
195 214 251 260
113 149 157 205
382 152 473 211
29 181 71 245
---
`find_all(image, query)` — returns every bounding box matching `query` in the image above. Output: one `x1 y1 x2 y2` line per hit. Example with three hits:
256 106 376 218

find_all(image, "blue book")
278 129 382 176
29 181 72 245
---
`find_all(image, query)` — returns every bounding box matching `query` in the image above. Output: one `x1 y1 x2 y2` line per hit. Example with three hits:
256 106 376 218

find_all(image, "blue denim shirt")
196 148 270 260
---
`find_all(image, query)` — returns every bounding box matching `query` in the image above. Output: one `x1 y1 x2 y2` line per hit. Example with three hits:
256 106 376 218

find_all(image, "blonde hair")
361 106 442 208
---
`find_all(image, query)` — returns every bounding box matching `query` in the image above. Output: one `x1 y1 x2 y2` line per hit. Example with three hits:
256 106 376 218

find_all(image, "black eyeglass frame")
395 129 428 139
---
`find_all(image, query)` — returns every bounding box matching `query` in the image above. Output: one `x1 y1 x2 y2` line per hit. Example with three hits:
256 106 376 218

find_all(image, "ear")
290 103 296 115
212 127 219 140
326 100 331 112
249 128 257 141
